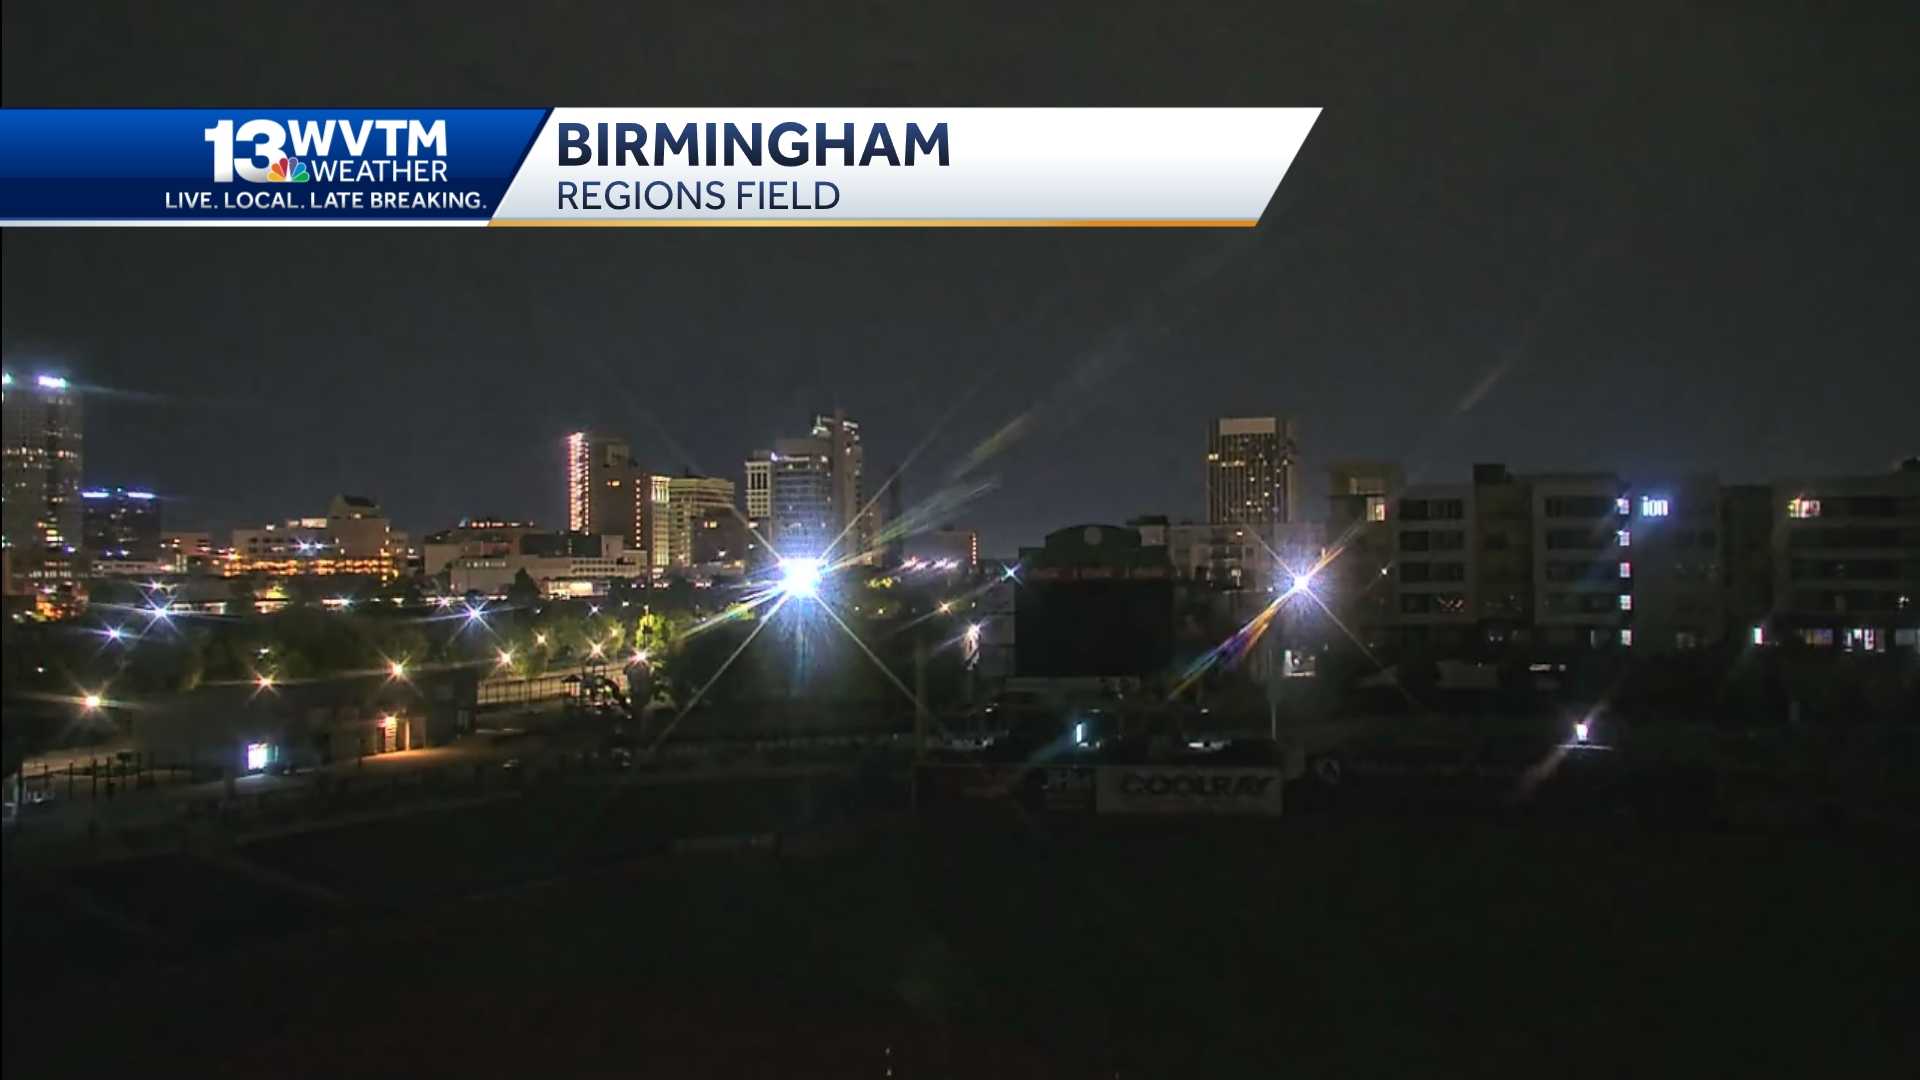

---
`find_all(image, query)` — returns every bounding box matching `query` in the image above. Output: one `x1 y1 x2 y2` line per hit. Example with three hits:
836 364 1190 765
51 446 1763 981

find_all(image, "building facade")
2 371 84 553
664 474 735 568
81 486 162 562
227 495 406 579
1206 416 1299 526
1768 462 1920 651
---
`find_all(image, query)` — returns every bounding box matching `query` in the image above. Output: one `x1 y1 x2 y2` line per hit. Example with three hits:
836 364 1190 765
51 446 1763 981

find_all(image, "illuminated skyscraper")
2 370 85 552
1206 416 1299 526
564 431 638 543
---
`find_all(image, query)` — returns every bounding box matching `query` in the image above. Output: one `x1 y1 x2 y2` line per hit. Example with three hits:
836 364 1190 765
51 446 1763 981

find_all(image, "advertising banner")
1095 767 1286 816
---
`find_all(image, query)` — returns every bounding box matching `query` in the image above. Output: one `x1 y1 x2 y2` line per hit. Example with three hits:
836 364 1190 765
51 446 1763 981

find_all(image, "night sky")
3 2 1915 555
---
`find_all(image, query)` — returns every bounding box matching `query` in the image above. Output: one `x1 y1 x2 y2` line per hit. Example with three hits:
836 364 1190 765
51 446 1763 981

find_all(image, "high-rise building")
81 486 162 561
564 431 636 541
664 474 737 568
812 409 871 560
768 436 834 558
2 371 84 552
1206 416 1299 526
745 450 772 534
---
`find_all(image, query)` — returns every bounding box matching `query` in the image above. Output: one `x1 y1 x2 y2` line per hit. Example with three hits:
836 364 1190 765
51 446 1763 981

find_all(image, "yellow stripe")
487 218 1259 228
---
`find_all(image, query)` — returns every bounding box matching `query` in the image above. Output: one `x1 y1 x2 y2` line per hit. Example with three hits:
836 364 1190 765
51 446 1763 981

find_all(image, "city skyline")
6 359 1918 559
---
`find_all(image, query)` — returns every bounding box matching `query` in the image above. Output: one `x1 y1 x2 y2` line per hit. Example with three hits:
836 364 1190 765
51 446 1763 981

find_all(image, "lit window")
1788 498 1820 519
1615 497 1631 516
245 742 271 772
1618 594 1633 611
1619 561 1631 579
1799 628 1834 647
1616 529 1631 547
1751 625 1766 646
1619 629 1633 647
1366 495 1388 523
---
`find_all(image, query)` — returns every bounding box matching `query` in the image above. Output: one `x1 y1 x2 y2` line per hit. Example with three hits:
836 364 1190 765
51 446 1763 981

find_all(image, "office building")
1324 461 1403 647
1620 476 1725 651
767 435 835 558
745 450 772 534
664 474 737 568
1768 461 1920 652
1206 416 1299 526
2 371 84 552
813 409 869 557
446 532 646 597
228 495 406 579
420 518 541 577
690 506 755 569
81 486 162 562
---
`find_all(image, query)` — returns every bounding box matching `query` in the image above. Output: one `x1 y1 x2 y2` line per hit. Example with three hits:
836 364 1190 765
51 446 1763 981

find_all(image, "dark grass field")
5 777 1917 1077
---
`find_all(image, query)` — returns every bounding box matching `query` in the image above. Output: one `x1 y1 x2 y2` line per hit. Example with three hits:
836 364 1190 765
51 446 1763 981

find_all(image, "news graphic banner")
0 108 1318 226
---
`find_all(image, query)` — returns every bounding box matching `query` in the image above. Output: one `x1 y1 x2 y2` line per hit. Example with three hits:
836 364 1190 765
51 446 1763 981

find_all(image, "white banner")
492 108 1318 226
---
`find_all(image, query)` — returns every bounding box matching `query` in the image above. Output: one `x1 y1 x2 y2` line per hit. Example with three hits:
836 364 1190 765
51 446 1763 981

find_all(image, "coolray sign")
1096 767 1285 816
0 108 1318 226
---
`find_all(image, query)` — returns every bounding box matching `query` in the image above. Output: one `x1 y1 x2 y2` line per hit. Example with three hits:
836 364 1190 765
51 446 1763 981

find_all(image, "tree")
506 569 541 611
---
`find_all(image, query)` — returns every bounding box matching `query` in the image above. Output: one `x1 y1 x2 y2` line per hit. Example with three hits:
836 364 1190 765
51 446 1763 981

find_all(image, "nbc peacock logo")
266 156 310 183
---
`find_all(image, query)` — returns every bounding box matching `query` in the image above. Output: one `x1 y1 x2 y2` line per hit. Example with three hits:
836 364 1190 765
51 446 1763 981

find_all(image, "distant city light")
104 626 125 642
435 596 453 609
464 602 486 623
36 374 68 390
779 557 823 599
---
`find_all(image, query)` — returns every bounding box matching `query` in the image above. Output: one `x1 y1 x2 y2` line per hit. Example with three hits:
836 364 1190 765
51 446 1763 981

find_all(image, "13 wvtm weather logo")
0 109 548 221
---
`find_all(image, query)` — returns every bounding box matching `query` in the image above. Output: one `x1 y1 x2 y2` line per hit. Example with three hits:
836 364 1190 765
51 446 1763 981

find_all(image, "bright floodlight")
780 557 823 599
82 693 104 710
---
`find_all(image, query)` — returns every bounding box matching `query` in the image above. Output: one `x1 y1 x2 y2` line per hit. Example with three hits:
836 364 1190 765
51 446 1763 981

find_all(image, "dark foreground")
4 775 1916 1077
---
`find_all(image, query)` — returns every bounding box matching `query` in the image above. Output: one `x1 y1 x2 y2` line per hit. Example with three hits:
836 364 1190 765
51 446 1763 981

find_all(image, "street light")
256 674 276 690
497 649 514 667
82 692 104 711
778 557 822 600
389 660 408 679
